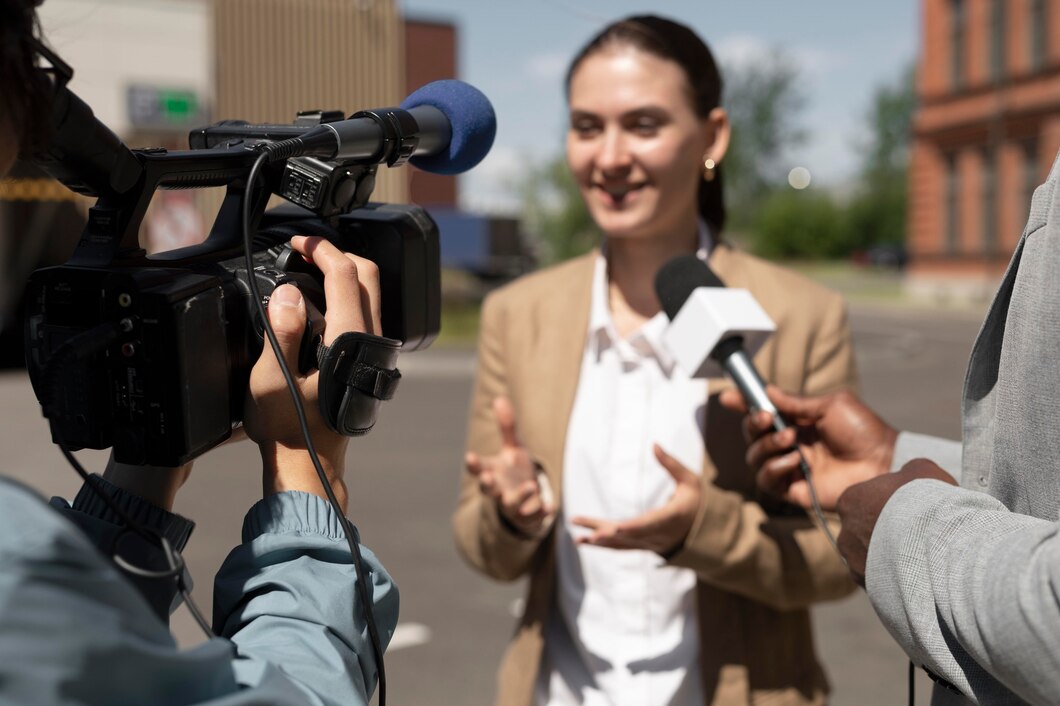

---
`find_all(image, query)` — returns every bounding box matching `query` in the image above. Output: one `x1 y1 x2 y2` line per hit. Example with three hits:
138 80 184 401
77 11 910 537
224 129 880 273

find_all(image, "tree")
845 66 916 251
722 50 808 229
520 156 597 265
751 189 847 259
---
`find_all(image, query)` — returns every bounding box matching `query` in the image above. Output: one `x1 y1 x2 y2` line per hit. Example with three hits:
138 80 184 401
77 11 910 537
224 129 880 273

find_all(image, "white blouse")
536 224 712 706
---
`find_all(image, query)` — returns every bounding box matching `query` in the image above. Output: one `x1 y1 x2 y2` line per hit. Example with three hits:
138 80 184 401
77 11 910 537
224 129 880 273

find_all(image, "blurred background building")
907 0 1060 301
0 0 530 363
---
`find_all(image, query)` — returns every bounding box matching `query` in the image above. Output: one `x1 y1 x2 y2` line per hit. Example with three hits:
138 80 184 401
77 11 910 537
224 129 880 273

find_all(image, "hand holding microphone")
652 255 903 512
719 386 899 511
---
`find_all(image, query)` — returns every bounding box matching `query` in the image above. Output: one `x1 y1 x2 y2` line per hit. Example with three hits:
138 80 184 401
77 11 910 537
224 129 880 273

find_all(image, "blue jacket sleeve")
212 490 399 705
0 478 398 706
50 474 196 620
866 479 1060 705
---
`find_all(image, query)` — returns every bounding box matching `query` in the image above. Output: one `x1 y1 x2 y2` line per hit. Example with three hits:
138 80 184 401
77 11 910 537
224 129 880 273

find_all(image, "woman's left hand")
571 444 701 557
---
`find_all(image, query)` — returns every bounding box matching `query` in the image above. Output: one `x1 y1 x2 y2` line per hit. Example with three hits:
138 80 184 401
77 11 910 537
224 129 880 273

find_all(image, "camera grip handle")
316 332 401 436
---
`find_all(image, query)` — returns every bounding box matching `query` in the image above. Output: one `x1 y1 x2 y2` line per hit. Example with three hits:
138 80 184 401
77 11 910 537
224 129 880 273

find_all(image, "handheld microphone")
658 257 841 552
655 255 789 432
262 79 496 175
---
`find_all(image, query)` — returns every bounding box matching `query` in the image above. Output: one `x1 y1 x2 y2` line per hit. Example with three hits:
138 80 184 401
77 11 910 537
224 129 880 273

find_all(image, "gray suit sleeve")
890 431 963 474
865 479 1060 705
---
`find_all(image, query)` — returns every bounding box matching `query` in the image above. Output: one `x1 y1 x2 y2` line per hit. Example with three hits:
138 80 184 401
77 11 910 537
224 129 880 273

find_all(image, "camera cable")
243 151 388 706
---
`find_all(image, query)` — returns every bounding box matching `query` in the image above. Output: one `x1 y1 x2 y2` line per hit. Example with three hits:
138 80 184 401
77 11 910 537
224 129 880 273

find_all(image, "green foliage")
860 66 916 186
517 57 915 264
520 157 598 264
748 65 916 260
751 189 848 259
847 66 916 251
843 178 908 250
722 50 808 228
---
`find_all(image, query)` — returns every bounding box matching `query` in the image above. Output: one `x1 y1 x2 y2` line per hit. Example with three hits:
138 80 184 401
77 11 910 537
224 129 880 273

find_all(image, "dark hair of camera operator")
0 3 397 703
0 0 50 171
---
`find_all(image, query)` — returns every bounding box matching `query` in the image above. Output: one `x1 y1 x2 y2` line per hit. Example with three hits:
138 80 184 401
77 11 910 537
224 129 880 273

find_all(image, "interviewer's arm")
867 480 1060 704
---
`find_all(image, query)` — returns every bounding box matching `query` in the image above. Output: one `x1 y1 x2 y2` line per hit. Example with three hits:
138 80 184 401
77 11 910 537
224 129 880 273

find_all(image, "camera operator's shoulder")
482 251 597 319
720 243 846 323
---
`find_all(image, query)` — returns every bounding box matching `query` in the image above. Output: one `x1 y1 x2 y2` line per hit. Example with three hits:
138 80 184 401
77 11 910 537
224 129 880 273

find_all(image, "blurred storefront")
907 0 1060 302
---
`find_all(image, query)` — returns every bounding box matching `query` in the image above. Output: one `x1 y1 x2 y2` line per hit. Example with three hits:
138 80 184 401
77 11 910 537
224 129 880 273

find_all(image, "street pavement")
0 303 985 705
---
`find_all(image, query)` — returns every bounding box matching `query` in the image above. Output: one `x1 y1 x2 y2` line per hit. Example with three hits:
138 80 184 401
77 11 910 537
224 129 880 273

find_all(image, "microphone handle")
722 349 789 433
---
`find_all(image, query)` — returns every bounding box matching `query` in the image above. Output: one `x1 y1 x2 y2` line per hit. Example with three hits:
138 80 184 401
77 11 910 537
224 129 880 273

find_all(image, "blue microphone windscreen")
654 255 726 320
401 79 496 175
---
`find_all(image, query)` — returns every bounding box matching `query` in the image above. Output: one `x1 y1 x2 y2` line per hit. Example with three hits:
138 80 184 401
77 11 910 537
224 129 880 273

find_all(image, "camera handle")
315 332 401 436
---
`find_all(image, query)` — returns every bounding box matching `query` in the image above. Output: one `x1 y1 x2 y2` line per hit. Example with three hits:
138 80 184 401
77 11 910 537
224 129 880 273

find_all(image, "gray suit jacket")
865 151 1060 705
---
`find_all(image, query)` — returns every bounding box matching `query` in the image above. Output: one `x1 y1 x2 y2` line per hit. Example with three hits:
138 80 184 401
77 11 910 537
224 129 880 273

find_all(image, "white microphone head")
663 288 776 378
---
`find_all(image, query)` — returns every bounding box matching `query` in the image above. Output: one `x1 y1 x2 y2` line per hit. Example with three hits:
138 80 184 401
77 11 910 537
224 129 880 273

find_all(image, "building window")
952 0 966 88
982 148 997 258
1031 0 1048 71
946 153 960 254
1023 138 1040 218
991 0 1006 80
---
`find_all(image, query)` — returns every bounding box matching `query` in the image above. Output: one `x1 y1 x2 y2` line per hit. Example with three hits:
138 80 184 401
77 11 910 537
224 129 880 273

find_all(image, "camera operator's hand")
243 236 381 511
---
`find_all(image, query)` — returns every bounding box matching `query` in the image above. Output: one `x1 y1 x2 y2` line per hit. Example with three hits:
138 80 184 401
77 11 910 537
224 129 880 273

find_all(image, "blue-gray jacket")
0 475 398 705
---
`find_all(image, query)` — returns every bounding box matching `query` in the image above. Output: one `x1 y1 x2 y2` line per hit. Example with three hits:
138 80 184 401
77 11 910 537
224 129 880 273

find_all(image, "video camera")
22 45 496 467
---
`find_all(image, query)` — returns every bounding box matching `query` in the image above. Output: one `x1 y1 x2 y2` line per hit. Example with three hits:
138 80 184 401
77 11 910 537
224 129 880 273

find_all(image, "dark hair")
566 15 726 233
1 0 52 155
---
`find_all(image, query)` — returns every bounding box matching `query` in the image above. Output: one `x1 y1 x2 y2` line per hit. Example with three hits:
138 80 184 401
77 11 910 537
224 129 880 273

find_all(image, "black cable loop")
797 451 845 563
111 529 184 580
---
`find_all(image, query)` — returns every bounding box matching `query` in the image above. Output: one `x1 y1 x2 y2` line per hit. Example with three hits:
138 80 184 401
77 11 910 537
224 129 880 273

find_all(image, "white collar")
587 220 714 371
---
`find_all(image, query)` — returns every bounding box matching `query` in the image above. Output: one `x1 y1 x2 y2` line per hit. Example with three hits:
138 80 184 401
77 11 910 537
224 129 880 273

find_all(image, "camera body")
25 105 441 467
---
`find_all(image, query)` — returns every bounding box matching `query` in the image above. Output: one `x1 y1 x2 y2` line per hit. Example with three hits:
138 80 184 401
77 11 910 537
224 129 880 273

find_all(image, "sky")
399 0 920 214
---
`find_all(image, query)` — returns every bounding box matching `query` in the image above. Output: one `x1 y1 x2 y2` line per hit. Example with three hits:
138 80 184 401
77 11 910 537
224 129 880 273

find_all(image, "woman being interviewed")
454 14 857 706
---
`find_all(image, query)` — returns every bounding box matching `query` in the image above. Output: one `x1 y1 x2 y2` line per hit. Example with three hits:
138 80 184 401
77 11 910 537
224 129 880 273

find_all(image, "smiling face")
566 45 726 245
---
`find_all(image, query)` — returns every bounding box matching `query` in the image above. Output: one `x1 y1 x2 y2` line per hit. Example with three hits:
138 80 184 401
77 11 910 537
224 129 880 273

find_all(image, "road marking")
389 622 432 651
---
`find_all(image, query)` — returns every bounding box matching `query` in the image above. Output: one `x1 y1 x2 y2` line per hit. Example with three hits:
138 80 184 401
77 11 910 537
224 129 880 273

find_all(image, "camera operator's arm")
49 459 196 620
213 236 397 704
243 236 382 507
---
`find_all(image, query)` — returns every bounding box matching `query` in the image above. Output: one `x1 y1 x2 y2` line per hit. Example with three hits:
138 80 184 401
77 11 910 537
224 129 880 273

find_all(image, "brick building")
405 17 459 207
907 0 1060 300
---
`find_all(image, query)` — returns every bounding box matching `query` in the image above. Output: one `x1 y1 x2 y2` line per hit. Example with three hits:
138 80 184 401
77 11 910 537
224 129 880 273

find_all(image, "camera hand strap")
317 332 401 436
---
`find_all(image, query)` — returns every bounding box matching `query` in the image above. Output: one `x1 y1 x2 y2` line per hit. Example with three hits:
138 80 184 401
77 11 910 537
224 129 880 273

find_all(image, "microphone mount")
347 108 419 167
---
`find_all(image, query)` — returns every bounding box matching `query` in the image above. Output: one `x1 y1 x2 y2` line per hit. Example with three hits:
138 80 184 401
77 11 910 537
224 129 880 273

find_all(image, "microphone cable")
792 450 843 561
785 422 922 706
243 151 388 706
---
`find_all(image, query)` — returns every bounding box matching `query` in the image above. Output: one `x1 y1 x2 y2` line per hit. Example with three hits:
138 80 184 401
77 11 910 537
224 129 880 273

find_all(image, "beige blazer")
454 243 858 705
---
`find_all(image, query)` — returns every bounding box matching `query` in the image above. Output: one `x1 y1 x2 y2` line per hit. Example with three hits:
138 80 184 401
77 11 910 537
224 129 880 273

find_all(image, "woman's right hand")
465 397 554 538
